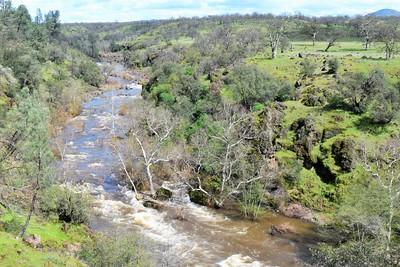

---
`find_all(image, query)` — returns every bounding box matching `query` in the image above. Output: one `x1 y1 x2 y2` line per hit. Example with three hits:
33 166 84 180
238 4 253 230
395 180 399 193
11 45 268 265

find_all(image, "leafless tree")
120 100 178 196
303 19 320 46
362 139 400 252
267 20 287 59
359 17 376 50
176 103 273 207
324 28 344 52
375 22 399 60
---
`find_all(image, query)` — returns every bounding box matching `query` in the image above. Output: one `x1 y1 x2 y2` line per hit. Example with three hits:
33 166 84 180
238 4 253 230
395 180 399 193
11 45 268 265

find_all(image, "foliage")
38 186 91 224
327 58 340 74
80 233 151 267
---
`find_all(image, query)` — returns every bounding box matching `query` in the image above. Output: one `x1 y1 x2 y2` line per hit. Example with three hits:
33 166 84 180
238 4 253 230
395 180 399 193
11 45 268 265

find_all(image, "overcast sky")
10 0 400 23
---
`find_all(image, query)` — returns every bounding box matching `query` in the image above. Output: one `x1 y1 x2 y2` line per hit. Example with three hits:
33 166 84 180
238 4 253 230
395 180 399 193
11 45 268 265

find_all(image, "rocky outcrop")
332 138 356 172
291 118 322 168
281 203 316 222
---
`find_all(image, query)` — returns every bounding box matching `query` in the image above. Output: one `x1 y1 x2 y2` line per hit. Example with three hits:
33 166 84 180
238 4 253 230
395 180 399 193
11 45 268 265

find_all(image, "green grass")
0 211 90 267
248 41 400 84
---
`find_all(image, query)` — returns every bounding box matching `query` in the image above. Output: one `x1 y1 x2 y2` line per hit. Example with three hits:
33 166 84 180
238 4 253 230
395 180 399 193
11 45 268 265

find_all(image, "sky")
10 0 400 23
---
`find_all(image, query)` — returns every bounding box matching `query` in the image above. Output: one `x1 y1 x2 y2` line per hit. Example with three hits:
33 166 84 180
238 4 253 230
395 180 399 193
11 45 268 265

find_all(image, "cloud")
10 0 400 22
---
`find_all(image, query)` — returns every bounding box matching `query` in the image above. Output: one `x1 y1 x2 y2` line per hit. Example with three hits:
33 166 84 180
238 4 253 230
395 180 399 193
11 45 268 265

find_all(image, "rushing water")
58 65 319 267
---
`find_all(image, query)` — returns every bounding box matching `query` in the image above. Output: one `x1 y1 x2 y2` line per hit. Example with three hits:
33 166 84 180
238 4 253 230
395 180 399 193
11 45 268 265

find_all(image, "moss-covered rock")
332 138 356 172
155 187 173 201
291 117 322 168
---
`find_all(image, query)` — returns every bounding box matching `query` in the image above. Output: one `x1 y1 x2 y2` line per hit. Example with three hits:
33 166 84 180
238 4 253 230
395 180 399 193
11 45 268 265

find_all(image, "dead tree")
362 139 400 252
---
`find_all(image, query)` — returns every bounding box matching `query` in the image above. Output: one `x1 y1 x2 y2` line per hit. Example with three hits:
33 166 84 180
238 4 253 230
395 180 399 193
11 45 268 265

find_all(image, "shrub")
80 233 151 267
239 182 267 220
327 58 340 74
311 241 396 267
300 59 317 77
39 186 91 224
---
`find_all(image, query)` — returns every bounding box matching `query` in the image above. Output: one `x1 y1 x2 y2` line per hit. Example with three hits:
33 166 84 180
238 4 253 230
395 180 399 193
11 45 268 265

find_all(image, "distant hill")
369 9 400 17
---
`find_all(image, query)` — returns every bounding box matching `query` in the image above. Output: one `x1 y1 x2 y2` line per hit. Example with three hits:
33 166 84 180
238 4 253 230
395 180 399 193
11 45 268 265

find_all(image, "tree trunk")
312 33 316 46
325 42 333 52
271 46 277 59
146 164 155 196
18 189 37 238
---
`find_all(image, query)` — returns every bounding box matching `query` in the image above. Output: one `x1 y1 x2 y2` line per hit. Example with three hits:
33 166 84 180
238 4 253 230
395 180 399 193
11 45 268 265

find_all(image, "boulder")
155 187 173 201
23 234 41 248
64 243 81 254
268 223 296 236
281 203 315 222
332 139 356 172
291 118 322 167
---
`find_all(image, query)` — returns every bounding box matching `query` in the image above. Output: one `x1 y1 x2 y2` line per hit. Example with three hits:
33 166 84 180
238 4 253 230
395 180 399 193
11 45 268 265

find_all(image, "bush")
80 233 151 267
300 59 317 77
239 182 267 220
327 58 340 74
39 186 91 224
311 241 396 267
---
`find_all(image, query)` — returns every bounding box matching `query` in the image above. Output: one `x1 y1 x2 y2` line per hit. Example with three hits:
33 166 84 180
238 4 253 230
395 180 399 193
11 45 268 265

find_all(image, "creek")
58 64 320 267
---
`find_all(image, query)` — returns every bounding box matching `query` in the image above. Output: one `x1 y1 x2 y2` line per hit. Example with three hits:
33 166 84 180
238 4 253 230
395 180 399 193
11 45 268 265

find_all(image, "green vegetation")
104 12 400 266
1 0 400 265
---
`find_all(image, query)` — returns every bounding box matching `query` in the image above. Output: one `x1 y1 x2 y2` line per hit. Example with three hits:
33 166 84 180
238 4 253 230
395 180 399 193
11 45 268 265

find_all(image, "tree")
361 139 400 253
121 100 178 196
341 69 384 114
303 19 320 46
15 5 31 35
3 89 53 237
267 20 287 59
375 22 399 60
359 17 376 50
34 8 43 24
45 10 60 38
225 64 279 108
324 27 344 52
179 103 272 207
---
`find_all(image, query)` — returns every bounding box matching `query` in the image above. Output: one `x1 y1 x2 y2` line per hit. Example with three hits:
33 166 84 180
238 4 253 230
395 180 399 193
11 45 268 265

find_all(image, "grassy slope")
249 41 400 212
0 211 89 267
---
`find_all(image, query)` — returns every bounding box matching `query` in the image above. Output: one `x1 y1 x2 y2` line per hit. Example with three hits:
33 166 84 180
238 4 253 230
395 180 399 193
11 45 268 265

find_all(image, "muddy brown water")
58 64 320 267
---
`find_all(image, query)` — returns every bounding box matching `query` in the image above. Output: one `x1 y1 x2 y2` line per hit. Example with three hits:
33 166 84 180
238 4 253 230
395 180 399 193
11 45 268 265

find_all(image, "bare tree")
324 27 343 52
375 22 399 60
303 19 320 46
267 20 287 59
121 100 177 196
362 139 400 252
359 17 376 50
177 103 272 207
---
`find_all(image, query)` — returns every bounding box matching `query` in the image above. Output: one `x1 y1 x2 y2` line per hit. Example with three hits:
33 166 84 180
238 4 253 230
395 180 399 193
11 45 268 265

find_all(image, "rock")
332 138 356 172
268 223 296 236
143 200 162 210
155 187 173 201
322 128 344 141
64 243 81 254
294 79 302 88
281 203 315 222
291 118 322 167
23 234 41 248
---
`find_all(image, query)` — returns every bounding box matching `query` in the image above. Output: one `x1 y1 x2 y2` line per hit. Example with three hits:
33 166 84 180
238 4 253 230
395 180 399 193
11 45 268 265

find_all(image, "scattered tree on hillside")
303 18 320 46
375 22 399 60
361 139 400 253
324 27 344 52
267 20 287 59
